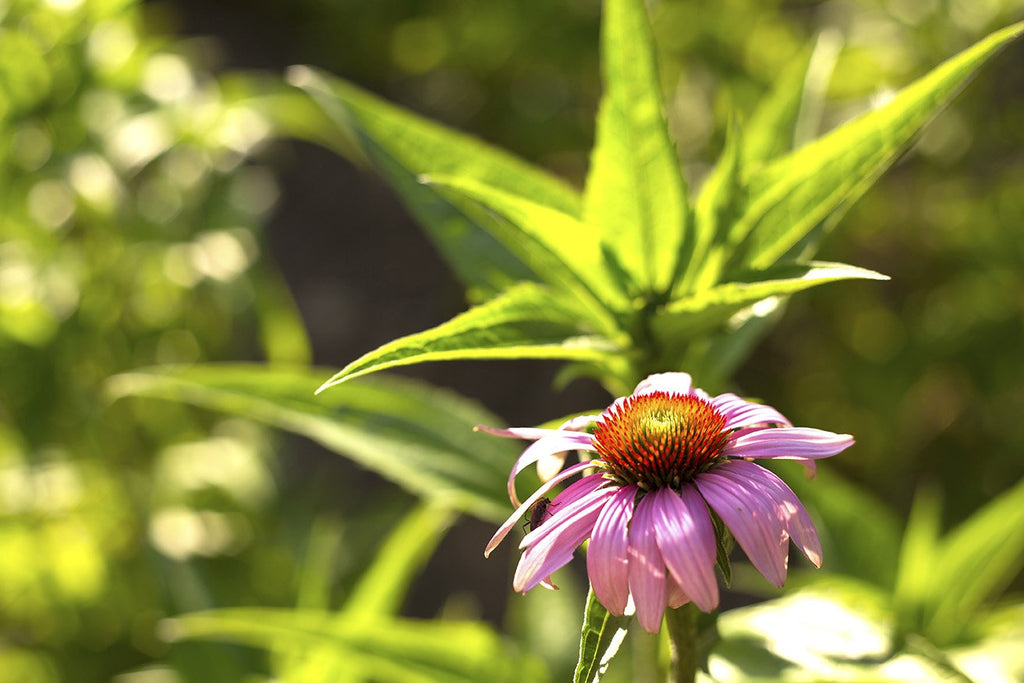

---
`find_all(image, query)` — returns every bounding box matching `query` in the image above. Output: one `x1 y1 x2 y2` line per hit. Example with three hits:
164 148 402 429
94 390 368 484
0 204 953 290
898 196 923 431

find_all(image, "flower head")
480 372 853 633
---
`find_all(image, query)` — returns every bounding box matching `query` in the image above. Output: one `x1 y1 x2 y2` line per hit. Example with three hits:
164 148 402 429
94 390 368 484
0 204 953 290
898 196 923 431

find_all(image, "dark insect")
523 497 552 533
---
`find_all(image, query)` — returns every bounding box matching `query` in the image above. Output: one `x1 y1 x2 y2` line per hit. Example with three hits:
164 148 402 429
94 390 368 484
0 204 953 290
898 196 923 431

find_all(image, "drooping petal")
711 393 792 430
506 433 595 506
650 487 719 612
514 486 614 593
558 414 602 431
627 494 668 633
537 414 602 482
724 427 853 461
586 484 637 615
484 459 596 557
633 372 694 397
696 470 789 587
714 460 822 567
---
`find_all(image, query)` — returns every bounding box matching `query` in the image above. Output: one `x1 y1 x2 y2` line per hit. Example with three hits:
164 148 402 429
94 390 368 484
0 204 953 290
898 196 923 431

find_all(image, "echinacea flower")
481 372 853 633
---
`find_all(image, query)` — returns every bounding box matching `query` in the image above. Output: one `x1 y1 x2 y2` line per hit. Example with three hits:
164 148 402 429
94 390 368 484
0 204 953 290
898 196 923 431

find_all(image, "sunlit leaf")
740 48 813 168
583 0 690 297
573 587 630 683
926 477 1024 645
282 504 458 683
892 485 942 628
164 609 548 683
274 66 582 300
423 176 630 323
679 121 743 296
251 263 313 365
733 22 1024 270
654 261 888 343
317 282 624 390
716 579 897 680
343 503 456 618
107 365 514 522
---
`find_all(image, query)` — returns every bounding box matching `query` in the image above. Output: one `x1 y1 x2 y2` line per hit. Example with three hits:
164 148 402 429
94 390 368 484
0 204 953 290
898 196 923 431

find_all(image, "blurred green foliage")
2 0 1023 681
0 0 310 680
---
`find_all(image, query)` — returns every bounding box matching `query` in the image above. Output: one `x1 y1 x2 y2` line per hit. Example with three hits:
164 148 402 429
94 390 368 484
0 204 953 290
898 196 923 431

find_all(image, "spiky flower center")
593 392 728 490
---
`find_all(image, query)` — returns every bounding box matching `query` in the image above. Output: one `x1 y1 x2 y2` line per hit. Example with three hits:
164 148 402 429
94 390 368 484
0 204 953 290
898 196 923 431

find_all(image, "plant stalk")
665 604 698 683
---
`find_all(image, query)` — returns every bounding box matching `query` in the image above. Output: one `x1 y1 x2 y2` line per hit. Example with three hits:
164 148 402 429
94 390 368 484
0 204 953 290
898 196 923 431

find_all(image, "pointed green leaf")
655 261 888 342
107 365 514 522
892 485 942 627
424 175 631 321
734 22 1024 269
164 609 548 683
583 0 689 296
252 263 313 365
926 478 1024 644
283 505 458 683
679 121 744 296
280 66 582 300
343 503 456 618
318 283 623 390
573 587 630 683
741 48 814 167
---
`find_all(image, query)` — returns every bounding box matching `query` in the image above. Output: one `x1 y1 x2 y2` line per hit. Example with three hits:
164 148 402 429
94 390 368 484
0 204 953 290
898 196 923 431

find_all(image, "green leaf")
251 263 312 365
892 485 942 629
654 261 888 343
583 0 689 297
716 579 899 681
424 176 630 322
926 477 1024 645
740 48 813 168
317 283 624 391
343 503 456 618
164 609 548 683
107 365 514 522
733 22 1024 270
283 504 458 683
573 587 630 683
679 121 743 296
280 66 581 300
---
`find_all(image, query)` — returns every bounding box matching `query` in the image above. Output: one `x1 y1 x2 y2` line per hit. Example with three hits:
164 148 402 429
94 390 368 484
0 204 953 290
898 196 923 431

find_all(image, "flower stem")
665 604 698 683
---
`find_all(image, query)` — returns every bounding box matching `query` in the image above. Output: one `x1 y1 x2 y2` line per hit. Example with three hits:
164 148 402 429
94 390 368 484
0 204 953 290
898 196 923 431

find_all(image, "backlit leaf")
317 282 624 390
107 365 514 522
583 0 689 297
733 22 1024 270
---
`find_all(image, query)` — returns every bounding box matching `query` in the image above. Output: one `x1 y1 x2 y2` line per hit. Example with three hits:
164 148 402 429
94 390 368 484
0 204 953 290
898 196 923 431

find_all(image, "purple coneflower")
481 372 853 633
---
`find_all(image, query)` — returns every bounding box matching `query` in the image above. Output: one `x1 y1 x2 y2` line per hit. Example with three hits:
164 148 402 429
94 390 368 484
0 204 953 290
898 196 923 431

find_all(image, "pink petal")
633 372 695 397
723 427 854 461
665 571 690 610
650 487 720 612
513 487 614 592
586 485 637 615
506 433 596 506
484 459 596 557
520 473 609 548
534 415 602 482
696 471 789 588
711 393 792 430
557 414 601 431
627 494 668 633
714 460 822 567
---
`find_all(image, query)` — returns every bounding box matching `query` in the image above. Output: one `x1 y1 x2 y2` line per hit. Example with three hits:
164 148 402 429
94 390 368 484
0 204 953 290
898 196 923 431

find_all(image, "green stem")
665 604 698 683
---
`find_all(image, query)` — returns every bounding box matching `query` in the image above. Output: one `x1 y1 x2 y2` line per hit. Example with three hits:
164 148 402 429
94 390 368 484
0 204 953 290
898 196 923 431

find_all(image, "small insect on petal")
523 497 552 533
